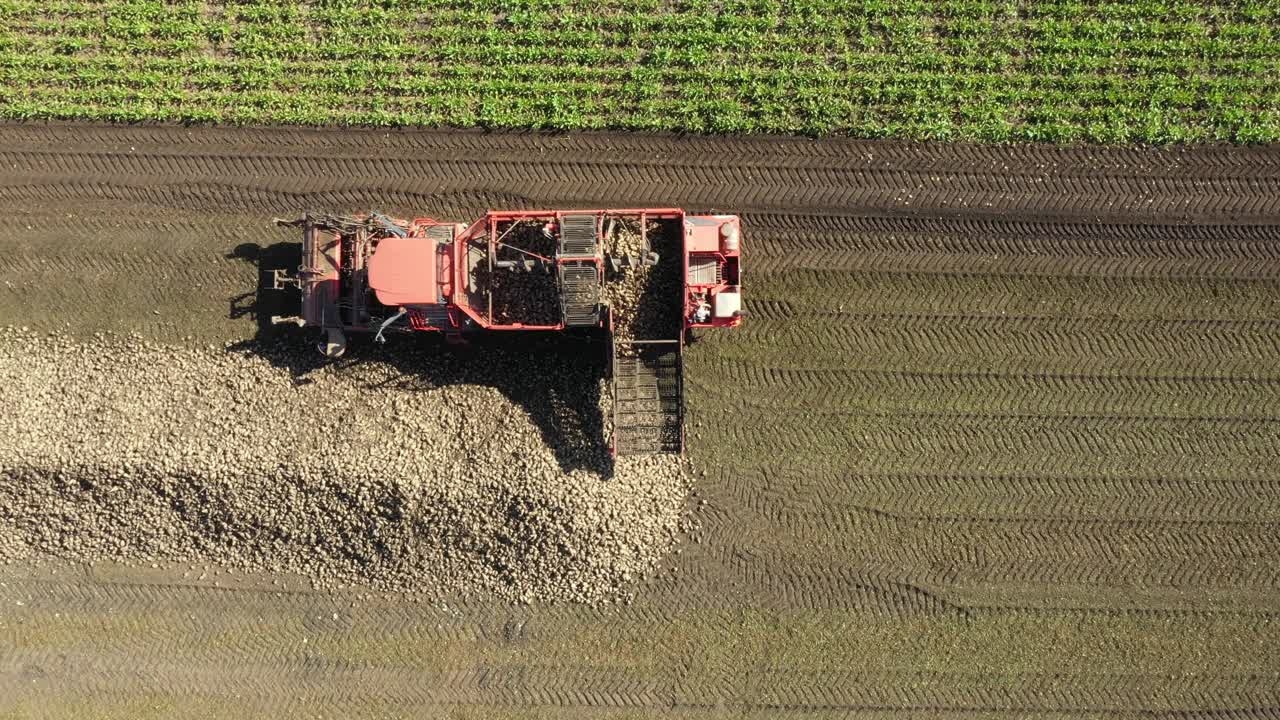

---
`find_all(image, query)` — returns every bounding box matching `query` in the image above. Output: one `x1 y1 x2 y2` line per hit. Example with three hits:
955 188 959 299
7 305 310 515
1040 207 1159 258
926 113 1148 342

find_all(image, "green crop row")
0 0 1277 142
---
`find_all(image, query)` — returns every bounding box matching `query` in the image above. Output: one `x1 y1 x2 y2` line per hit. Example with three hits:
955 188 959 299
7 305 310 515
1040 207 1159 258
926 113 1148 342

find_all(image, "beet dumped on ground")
0 330 693 604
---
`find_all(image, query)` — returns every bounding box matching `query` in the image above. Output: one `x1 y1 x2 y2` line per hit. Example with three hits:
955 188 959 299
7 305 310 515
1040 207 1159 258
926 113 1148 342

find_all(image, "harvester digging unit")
273 209 743 456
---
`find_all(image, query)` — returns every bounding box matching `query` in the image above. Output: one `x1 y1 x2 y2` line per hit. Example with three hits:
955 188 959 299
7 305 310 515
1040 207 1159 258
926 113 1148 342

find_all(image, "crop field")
1 0 1279 141
1 124 1279 717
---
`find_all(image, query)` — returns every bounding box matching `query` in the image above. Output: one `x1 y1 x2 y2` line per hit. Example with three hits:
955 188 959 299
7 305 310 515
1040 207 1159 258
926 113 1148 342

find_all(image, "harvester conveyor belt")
613 339 683 455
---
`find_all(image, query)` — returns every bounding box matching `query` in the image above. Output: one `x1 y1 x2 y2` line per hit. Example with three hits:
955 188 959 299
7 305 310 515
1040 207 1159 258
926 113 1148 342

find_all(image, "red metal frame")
292 207 741 457
300 207 740 336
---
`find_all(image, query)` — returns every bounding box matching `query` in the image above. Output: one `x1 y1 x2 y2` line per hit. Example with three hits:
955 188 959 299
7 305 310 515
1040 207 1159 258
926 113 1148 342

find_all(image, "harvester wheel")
319 328 347 358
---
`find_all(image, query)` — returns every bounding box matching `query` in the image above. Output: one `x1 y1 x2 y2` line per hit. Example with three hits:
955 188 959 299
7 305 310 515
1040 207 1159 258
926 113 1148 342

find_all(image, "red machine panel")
683 214 742 330
368 236 438 306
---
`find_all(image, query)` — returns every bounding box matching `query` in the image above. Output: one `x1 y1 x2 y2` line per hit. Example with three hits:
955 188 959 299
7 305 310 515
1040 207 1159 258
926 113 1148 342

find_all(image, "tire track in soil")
744 214 1280 277
689 369 1280 420
4 137 1280 218
3 123 1280 717
7 123 1280 176
10 571 1276 714
729 315 1280 365
750 251 1280 280
746 272 1280 321
713 468 1280 523
694 478 1280 591
13 660 1280 716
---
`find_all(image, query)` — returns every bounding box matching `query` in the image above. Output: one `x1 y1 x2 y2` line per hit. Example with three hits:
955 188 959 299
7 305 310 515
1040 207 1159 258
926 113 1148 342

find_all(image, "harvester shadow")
227 241 614 476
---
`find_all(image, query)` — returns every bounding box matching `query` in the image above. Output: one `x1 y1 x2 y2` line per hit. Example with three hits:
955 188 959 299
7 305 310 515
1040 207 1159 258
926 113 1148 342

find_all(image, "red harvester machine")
272 208 743 455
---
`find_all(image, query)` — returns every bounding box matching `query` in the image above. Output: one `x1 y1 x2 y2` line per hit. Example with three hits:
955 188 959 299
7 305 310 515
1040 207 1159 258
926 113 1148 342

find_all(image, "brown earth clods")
0 329 692 604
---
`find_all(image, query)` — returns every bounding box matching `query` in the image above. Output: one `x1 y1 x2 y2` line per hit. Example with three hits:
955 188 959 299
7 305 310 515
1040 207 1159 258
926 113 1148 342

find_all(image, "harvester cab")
273 209 743 455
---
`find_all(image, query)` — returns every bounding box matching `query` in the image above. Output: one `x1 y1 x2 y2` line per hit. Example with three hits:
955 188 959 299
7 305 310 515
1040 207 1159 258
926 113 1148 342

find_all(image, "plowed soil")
3 124 1280 719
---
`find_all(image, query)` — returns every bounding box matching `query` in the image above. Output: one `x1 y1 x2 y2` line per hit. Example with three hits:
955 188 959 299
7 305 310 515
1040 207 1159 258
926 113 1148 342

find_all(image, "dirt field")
2 124 1280 718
